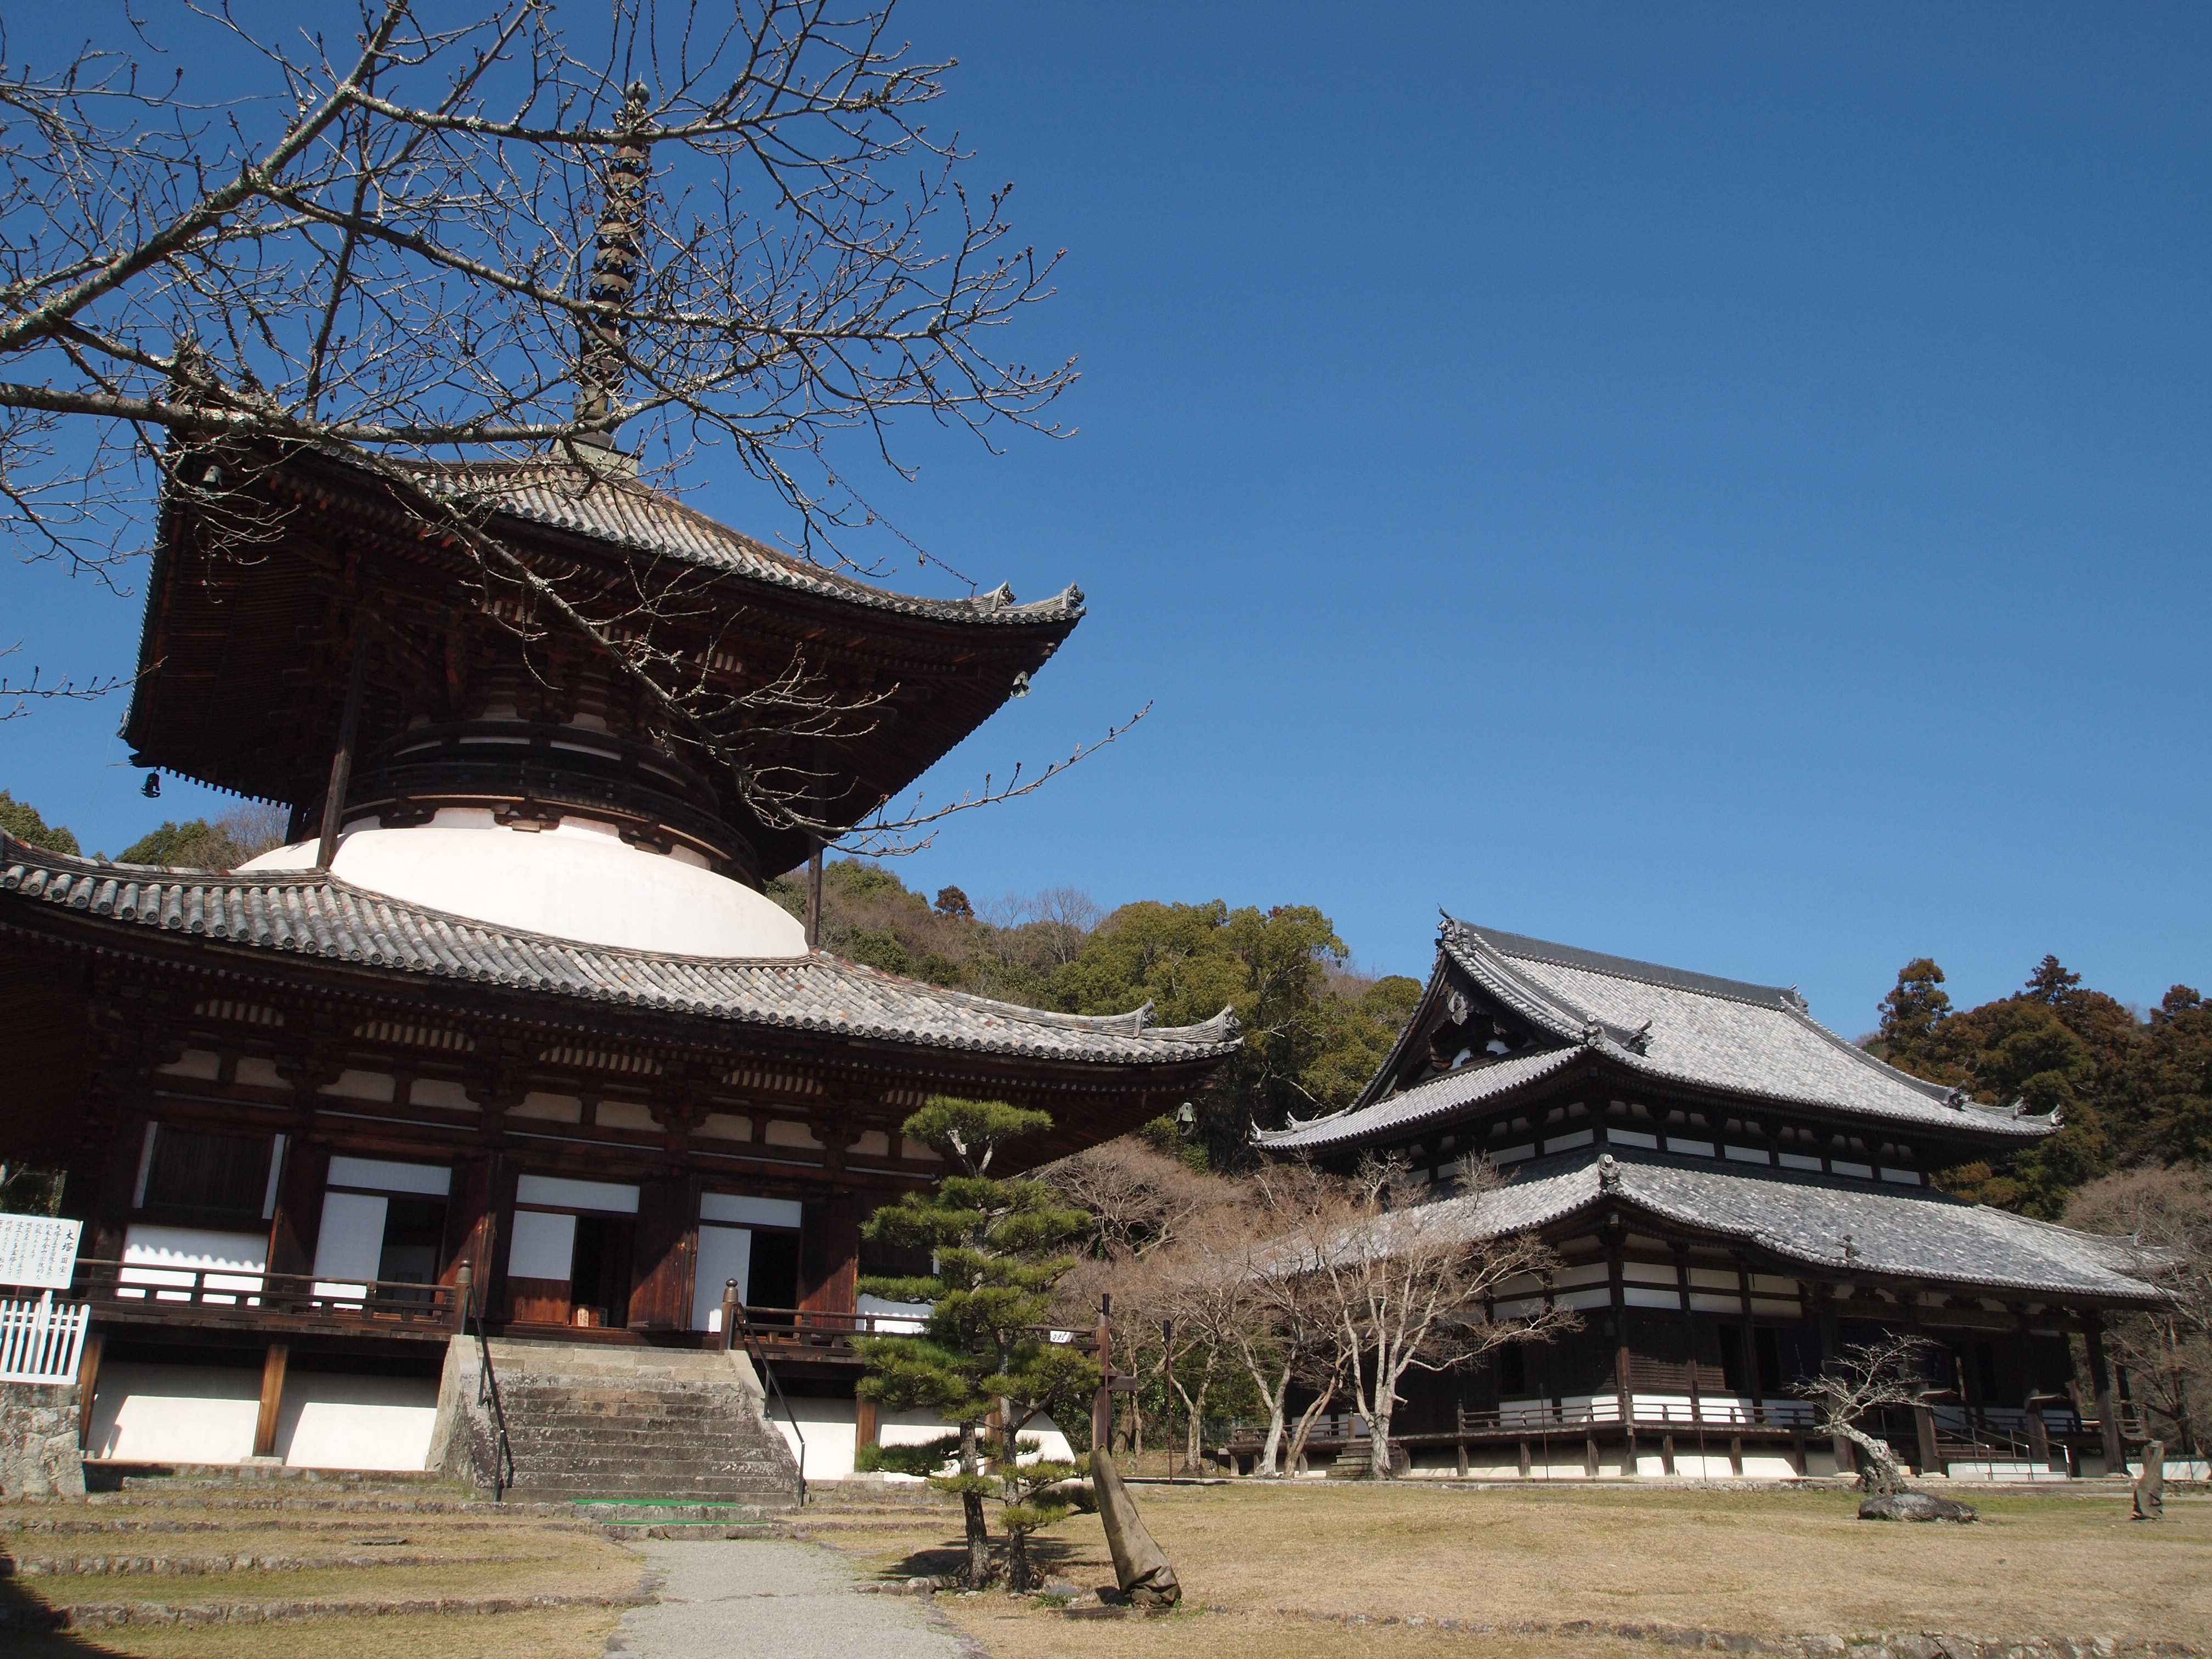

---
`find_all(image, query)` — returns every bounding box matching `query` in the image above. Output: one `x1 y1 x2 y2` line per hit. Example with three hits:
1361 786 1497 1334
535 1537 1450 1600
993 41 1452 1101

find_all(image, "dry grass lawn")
815 1482 2212 1652
1 1497 640 1659
0 1604 622 1659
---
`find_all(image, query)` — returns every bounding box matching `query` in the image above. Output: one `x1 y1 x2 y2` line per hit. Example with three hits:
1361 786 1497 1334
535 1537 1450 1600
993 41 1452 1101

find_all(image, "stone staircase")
455 1338 802 1507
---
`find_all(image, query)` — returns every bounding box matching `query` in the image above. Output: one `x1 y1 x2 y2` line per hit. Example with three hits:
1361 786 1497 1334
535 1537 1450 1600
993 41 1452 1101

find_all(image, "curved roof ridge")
394 456 1081 627
1459 919 1797 1008
1437 919 1592 1042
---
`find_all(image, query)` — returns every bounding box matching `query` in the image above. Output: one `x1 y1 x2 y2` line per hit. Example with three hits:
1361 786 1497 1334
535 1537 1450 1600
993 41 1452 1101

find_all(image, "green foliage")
855 1096 1095 1585
0 791 79 855
117 803 287 870
769 857 1423 1166
1873 955 2212 1218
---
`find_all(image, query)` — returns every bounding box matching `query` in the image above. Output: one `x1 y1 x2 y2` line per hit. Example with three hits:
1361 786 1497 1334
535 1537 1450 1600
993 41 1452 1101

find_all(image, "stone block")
0 1379 84 1498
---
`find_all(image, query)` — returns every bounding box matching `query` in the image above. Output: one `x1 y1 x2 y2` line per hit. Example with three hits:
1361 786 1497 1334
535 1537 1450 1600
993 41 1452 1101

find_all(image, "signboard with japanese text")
0 1215 82 1290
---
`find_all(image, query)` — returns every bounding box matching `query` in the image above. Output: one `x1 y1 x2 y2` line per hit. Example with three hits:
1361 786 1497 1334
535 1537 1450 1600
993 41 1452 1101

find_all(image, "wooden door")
798 1195 859 1323
627 1174 700 1330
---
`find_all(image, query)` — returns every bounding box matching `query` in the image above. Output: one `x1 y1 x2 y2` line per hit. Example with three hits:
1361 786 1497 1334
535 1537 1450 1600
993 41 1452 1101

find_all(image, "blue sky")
2 2 2207 1036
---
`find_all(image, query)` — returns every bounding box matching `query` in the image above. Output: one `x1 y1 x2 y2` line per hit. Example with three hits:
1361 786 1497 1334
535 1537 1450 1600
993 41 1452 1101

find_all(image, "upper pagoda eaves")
1259 917 2053 1154
125 447 1086 878
400 459 1084 627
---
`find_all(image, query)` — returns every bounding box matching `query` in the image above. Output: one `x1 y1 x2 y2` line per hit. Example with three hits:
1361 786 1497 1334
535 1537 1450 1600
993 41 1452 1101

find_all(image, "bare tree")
2067 1169 2212 1454
0 1 1131 845
1039 1138 1227 1263
1300 1158 1577 1481
1796 1334 1934 1495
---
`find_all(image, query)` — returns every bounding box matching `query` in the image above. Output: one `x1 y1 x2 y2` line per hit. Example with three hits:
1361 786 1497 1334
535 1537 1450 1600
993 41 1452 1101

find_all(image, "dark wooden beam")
314 633 372 870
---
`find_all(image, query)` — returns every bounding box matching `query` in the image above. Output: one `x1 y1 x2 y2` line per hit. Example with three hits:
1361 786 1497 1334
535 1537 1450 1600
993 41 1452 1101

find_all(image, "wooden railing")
71 1259 464 1338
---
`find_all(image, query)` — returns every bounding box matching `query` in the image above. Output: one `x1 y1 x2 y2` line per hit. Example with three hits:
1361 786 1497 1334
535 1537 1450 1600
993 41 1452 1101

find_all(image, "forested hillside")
1866 956 2212 1218
764 859 1420 1168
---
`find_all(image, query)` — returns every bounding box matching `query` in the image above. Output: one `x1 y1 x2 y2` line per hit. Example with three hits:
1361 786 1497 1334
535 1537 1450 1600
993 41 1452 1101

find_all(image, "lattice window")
355 1019 475 1052
543 1042 664 1075
191 998 284 1026
722 1066 820 1093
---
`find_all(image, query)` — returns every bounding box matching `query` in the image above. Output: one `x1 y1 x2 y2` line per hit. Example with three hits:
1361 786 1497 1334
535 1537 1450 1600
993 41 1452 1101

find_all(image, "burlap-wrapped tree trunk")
1090 1448 1180 1607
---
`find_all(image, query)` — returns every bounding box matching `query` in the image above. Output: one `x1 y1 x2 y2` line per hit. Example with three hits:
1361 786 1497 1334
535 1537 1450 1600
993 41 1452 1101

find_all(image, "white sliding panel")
508 1210 578 1281
312 1193 387 1299
691 1225 752 1331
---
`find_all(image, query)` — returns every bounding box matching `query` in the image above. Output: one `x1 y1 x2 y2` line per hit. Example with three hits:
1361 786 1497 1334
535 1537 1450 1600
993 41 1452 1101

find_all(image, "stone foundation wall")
0 1380 86 1498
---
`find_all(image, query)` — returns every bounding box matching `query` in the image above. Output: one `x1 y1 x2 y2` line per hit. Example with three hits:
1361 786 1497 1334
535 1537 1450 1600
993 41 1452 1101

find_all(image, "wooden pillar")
720 1279 741 1353
1912 1401 1942 1477
804 838 824 950
267 1142 331 1278
1729 1434 1743 1477
2086 1320 2125 1471
855 1395 879 1454
1610 1249 1634 1477
314 633 373 870
1815 1285 1850 1476
1517 1437 1531 1478
1583 1433 1599 1477
252 1344 290 1459
1661 1431 1675 1476
799 1195 859 1321
74 1334 104 1453
91 1108 151 1262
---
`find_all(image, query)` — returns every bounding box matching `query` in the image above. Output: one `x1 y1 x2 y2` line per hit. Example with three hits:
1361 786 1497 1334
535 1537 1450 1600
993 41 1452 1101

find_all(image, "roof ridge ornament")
1943 1083 1974 1110
1598 1153 1621 1191
1580 1016 1607 1049
1626 1018 1652 1055
976 582 1015 613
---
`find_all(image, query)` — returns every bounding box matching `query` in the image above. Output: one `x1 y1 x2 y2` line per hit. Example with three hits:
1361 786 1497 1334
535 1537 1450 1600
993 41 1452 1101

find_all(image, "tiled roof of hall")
0 836 1237 1068
387 456 1082 628
1407 1146 2162 1306
1256 918 2050 1153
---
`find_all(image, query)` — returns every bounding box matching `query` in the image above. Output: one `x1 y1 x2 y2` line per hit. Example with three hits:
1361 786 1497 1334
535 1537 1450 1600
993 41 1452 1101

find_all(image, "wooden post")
804 838 824 950
855 1395 879 1455
1729 1434 1743 1477
74 1333 104 1453
253 1344 290 1459
1912 1401 1942 1477
1815 1285 1851 1476
1661 1431 1675 1476
1091 1293 1113 1458
720 1279 741 1354
315 633 373 870
1610 1256 1635 1477
2086 1320 2124 1472
1517 1437 1531 1478
454 1265 474 1334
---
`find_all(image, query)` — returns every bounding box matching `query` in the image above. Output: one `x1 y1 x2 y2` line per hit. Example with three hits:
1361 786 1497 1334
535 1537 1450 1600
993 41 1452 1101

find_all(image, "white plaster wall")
275 1374 439 1471
88 1363 437 1470
240 811 806 958
89 1363 259 1463
793 1405 1075 1483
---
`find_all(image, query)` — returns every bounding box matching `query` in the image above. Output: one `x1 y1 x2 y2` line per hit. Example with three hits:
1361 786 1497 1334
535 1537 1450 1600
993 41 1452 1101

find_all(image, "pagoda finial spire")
576 80 652 453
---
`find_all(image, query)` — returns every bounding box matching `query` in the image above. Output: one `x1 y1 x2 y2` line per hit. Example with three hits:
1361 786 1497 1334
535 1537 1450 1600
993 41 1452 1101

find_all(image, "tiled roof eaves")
0 840 1239 1069
398 461 1080 630
1256 1049 1579 1150
1420 1150 2162 1304
1437 924 1590 1043
1596 1041 2053 1141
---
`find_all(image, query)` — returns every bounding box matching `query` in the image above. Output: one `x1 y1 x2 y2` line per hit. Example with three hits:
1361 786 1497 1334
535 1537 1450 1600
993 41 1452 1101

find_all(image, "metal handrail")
455 1265 514 1503
720 1283 805 1508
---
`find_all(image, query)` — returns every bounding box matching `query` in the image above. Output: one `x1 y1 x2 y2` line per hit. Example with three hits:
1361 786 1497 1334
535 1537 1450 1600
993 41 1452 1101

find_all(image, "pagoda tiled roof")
0 837 1237 1067
1423 1147 2162 1305
1260 918 2051 1152
399 458 1083 627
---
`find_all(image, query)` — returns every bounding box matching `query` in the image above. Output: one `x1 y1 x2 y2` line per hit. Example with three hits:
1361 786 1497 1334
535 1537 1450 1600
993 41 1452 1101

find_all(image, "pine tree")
854 1097 1097 1589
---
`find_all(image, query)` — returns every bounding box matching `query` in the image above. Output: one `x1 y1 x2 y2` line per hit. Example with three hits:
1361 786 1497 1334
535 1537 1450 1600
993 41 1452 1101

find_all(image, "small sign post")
0 1216 89 1385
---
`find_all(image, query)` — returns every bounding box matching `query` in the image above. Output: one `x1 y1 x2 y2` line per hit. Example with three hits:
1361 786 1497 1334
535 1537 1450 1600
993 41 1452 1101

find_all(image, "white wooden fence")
0 1292 91 1385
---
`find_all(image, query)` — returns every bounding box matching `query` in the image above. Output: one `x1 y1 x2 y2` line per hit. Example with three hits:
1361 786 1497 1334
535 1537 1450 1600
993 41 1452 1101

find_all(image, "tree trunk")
958 1419 991 1585
1833 1420 1906 1495
1181 1379 1210 1476
1007 1526 1034 1589
1285 1385 1335 1477
1257 1362 1291 1476
1365 1342 1400 1480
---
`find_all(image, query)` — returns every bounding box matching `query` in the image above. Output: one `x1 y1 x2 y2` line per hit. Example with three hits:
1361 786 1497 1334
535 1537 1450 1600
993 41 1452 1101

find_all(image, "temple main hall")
1243 919 2162 1482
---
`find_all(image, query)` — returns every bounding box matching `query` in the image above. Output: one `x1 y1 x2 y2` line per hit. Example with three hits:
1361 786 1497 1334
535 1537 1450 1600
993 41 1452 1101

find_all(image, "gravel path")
610 1538 972 1659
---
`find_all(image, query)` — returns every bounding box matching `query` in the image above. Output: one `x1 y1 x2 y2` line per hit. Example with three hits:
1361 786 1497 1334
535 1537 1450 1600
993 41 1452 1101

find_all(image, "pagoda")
1238 919 2160 1483
0 433 1234 1493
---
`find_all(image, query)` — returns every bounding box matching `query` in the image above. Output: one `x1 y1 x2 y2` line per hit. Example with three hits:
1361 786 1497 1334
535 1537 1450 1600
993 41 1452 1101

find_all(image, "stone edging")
1245 1607 2202 1658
